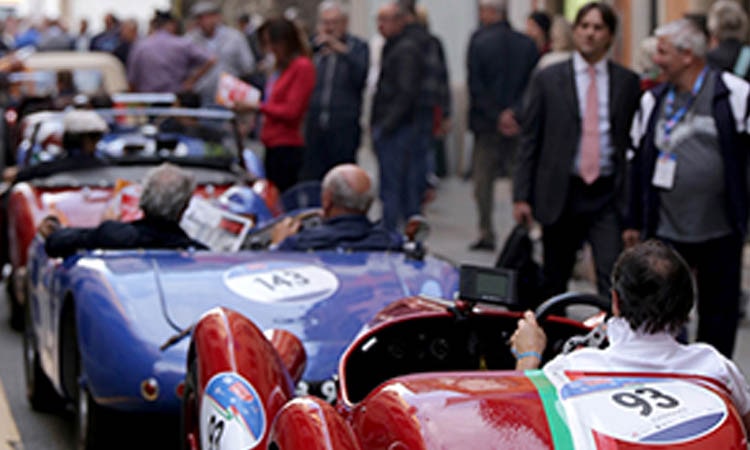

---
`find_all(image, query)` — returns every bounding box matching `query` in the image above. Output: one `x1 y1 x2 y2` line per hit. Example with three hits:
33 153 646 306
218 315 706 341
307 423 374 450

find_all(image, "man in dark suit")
513 2 640 298
302 0 369 181
468 0 538 251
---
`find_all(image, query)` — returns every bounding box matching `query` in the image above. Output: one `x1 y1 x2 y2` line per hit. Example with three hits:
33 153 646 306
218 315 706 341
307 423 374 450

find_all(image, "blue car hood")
86 250 458 380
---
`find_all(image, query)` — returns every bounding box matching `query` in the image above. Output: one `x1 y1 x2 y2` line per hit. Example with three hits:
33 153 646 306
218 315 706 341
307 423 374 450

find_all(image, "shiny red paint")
265 328 307 383
190 307 296 449
270 397 361 450
350 372 555 450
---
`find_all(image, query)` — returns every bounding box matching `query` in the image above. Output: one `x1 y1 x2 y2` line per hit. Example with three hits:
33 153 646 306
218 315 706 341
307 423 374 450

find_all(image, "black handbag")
495 224 543 309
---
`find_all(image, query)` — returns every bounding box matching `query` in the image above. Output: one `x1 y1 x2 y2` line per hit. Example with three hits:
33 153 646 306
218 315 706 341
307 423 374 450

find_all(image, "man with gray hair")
706 0 750 81
271 164 402 251
302 1 369 181
43 163 207 257
626 18 750 358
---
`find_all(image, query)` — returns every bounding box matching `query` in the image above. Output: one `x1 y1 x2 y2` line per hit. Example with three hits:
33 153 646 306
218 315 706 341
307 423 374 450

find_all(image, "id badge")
652 152 677 190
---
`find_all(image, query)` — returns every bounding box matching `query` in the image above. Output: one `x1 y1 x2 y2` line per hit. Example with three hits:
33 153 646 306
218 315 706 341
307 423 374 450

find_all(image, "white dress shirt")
546 317 750 415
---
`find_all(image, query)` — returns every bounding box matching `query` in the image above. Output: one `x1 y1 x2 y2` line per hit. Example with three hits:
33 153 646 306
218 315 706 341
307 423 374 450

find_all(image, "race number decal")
200 372 266 450
560 378 727 444
224 261 340 304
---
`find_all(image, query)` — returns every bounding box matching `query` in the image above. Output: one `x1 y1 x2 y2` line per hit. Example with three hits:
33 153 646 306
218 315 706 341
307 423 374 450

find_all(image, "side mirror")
403 215 429 261
404 215 430 243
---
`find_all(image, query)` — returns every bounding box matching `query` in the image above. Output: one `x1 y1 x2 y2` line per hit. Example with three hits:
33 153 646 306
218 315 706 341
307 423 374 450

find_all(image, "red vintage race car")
182 280 747 449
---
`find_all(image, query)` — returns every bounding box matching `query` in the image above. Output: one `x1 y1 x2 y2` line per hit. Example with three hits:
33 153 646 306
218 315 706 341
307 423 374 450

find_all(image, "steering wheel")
243 208 324 250
534 292 612 358
535 292 611 322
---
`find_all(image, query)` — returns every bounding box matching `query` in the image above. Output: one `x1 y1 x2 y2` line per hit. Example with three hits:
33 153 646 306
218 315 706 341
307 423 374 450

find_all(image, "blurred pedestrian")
234 17 315 193
301 1 368 181
536 15 574 71
114 19 138 66
37 17 73 51
187 1 255 106
626 18 750 358
90 13 120 52
414 5 450 196
127 10 215 94
514 2 640 297
526 10 551 55
74 19 90 52
468 0 538 251
371 1 426 231
707 0 750 81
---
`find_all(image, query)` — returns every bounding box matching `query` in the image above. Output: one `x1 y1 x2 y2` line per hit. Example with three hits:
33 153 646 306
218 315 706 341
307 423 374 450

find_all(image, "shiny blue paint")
26 240 458 415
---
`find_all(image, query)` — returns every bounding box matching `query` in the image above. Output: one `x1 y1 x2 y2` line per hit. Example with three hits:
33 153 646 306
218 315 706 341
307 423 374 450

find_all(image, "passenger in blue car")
271 164 403 251
42 163 208 258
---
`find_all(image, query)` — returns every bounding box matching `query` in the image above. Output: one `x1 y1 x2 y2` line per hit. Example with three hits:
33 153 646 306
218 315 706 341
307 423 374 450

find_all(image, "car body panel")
184 299 748 449
26 243 459 415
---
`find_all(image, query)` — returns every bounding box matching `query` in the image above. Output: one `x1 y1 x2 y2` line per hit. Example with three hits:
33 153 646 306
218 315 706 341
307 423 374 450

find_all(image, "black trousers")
542 176 622 299
301 120 360 181
265 145 304 194
662 234 742 358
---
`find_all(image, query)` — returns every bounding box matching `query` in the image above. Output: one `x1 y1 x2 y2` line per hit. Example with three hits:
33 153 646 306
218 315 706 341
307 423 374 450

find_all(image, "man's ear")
321 189 333 213
611 289 620 316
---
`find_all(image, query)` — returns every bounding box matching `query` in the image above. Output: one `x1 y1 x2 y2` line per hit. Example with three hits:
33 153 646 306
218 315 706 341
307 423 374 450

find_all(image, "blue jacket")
277 215 403 252
627 69 750 237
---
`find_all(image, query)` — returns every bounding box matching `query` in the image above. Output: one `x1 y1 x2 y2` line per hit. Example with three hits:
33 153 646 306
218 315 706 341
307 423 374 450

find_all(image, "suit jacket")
467 20 538 134
513 58 641 225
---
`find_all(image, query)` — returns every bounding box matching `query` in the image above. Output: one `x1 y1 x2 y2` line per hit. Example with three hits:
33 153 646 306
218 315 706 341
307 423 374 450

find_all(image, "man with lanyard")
626 18 750 358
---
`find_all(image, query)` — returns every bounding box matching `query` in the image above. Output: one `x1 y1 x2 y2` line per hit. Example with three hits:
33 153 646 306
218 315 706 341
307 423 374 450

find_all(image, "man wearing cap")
128 10 216 94
3 109 109 183
187 1 255 106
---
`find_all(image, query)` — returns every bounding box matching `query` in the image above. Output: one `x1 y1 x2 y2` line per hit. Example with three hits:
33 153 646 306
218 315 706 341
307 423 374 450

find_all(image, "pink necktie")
579 65 600 184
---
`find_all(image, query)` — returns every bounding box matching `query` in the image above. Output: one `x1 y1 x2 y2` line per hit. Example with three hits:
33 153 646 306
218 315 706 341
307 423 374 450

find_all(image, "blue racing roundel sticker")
223 261 340 304
200 372 266 450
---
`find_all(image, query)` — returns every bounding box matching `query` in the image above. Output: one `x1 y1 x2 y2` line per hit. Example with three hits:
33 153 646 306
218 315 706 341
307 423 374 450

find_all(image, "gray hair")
708 0 748 42
655 19 707 59
322 169 374 213
139 163 196 222
478 0 507 14
318 0 348 18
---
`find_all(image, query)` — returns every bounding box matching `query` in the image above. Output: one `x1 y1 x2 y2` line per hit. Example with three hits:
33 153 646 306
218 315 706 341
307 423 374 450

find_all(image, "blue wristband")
511 348 542 361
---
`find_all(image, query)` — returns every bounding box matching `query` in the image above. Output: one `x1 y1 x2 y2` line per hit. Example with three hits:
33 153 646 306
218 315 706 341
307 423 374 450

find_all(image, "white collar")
573 51 608 75
606 316 678 347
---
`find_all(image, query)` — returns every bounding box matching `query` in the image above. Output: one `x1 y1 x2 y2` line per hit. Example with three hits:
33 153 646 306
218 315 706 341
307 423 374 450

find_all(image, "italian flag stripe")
526 370 575 449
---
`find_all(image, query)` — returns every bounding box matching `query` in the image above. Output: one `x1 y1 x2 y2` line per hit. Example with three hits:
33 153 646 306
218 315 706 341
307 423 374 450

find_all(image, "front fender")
269 397 361 450
192 307 298 449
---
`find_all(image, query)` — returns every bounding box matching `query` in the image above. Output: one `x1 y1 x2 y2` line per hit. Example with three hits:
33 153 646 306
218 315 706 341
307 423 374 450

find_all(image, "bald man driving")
271 164 403 251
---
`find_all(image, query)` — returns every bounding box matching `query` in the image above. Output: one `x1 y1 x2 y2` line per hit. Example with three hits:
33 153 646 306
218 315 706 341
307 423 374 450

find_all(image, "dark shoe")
469 237 496 251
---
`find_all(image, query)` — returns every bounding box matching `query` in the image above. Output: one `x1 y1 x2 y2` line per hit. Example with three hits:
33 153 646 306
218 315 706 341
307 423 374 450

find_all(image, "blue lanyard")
663 67 708 144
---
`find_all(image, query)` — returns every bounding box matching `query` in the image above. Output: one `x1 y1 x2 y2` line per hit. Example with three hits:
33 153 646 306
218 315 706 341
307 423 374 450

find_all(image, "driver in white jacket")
511 239 750 432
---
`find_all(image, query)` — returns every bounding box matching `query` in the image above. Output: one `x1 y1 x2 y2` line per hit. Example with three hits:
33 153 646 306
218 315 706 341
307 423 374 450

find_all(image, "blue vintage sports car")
23 225 459 449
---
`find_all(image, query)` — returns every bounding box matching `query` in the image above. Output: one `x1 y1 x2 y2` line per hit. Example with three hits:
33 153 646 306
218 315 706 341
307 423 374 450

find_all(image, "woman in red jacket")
244 17 316 192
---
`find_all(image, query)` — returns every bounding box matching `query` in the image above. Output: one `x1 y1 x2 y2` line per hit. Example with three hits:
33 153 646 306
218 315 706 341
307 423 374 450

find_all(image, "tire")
23 301 61 412
180 359 199 450
75 384 113 450
69 314 112 450
7 269 23 331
